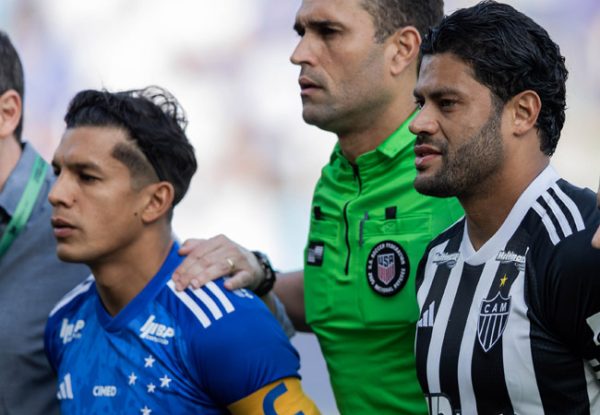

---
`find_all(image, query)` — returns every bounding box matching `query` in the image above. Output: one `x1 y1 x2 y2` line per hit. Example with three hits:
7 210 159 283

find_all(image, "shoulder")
48 275 95 320
163 277 287 338
424 218 465 257
44 275 95 368
163 278 300 405
527 180 600 292
526 179 598 246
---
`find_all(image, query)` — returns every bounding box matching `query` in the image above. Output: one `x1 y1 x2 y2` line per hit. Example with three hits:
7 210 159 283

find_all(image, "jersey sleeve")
539 228 600 364
184 280 303 406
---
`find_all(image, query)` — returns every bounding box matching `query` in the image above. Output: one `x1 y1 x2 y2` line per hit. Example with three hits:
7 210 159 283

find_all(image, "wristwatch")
251 251 276 296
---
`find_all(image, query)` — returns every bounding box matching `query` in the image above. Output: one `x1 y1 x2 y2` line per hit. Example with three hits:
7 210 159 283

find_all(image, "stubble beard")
414 108 504 199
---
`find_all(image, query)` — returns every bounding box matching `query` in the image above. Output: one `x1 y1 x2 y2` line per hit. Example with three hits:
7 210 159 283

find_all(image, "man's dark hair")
64 86 197 208
0 31 25 141
421 0 568 156
361 0 444 42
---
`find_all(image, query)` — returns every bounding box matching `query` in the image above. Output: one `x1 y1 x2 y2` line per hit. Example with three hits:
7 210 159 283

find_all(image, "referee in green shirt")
172 0 462 413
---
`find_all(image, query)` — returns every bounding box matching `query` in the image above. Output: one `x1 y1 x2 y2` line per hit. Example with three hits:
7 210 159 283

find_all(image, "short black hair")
361 0 444 42
420 0 568 156
0 31 25 141
64 86 197 207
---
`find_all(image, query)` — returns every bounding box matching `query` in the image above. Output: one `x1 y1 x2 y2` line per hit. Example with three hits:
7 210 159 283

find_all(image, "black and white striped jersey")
415 166 600 415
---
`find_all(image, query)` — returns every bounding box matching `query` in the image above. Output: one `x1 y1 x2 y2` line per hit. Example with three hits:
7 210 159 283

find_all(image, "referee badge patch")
366 240 409 297
477 292 511 352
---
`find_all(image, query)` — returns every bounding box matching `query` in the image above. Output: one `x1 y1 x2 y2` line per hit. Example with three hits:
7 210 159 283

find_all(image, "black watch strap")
252 251 276 296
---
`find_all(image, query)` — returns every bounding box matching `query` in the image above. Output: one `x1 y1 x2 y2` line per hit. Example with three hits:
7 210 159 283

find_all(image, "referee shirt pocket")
357 215 432 327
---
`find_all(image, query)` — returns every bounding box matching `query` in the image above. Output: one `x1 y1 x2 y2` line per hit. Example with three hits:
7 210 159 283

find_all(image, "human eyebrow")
294 19 343 35
70 162 103 174
414 86 464 103
425 87 462 101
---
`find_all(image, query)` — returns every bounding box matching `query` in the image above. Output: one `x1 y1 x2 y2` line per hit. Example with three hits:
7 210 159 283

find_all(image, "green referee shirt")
304 113 463 414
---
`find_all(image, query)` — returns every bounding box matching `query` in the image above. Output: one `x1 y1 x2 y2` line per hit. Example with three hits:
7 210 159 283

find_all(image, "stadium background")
2 0 598 412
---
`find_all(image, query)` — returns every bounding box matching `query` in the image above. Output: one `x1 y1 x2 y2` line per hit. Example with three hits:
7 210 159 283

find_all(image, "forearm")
273 270 310 332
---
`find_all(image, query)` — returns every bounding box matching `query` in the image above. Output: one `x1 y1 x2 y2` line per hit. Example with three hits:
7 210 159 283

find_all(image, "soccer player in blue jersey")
44 86 320 414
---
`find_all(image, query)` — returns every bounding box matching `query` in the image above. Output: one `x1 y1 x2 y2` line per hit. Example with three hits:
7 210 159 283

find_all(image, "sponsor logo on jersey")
306 241 324 266
478 292 511 352
57 373 74 400
59 318 85 344
586 311 600 346
432 251 460 268
417 301 435 328
366 240 409 296
92 385 117 397
495 250 526 272
139 315 175 345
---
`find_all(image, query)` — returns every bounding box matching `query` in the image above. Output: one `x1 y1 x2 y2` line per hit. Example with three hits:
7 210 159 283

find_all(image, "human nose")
409 104 439 138
290 35 314 66
48 171 74 208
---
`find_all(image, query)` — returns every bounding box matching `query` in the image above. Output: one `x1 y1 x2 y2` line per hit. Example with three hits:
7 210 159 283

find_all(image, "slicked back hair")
421 1 568 156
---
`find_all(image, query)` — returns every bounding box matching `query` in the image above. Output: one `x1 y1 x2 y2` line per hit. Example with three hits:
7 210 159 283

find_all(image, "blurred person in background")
0 30 89 415
45 86 320 414
172 0 463 413
411 2 600 413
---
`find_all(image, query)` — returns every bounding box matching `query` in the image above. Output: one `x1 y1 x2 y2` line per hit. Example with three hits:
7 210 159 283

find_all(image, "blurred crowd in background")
2 0 598 412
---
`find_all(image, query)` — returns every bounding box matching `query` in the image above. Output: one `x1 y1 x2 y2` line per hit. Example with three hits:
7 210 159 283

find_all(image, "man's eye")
439 99 456 109
79 174 98 183
318 27 337 37
414 99 424 110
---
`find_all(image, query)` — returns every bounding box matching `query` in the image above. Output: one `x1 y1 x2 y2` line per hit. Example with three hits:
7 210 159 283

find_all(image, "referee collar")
330 110 418 168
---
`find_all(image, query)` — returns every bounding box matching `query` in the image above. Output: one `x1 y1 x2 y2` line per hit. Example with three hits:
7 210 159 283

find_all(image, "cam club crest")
477 292 511 352
366 240 409 297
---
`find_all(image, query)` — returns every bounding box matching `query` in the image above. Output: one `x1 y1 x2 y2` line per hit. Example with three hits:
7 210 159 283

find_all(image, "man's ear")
0 90 22 139
507 90 541 137
387 26 421 76
140 181 175 224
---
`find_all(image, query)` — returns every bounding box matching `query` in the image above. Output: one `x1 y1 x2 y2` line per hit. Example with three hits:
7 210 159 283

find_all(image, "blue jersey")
44 243 301 414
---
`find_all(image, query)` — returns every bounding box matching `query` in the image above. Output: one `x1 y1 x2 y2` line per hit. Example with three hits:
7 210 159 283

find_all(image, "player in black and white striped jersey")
410 2 600 414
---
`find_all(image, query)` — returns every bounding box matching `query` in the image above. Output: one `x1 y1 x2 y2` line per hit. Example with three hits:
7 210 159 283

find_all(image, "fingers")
172 234 265 292
223 270 254 291
177 238 208 255
172 252 233 291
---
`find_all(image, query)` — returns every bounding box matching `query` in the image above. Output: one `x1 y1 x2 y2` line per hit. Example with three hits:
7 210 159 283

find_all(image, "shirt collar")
330 110 418 166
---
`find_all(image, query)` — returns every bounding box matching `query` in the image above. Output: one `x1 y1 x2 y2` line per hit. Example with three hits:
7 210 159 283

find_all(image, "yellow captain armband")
228 377 321 415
